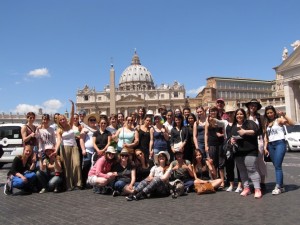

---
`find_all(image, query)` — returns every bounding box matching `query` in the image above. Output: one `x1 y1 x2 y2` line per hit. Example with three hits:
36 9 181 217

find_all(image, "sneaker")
240 187 251 196
254 189 262 199
235 187 243 193
134 191 146 201
226 186 234 192
53 188 59 193
126 194 134 201
272 187 285 195
112 190 120 197
39 188 48 194
4 184 12 195
93 186 102 194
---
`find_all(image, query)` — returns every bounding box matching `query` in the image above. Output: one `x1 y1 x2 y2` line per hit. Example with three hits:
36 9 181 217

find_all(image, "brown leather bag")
194 182 216 195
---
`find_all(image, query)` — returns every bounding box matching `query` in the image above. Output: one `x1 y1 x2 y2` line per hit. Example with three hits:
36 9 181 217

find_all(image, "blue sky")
1 0 299 114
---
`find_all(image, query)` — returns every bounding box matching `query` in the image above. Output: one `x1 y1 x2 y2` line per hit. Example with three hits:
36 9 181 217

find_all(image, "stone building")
76 51 187 116
190 77 275 110
274 40 300 122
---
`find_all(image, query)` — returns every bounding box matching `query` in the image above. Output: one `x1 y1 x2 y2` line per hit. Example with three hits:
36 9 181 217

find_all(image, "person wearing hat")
126 151 172 201
111 148 136 197
87 146 118 191
80 113 100 189
245 99 266 191
223 105 242 193
36 148 63 193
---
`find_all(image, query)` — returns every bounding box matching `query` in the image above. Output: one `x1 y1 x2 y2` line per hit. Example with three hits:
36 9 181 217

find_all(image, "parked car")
0 123 24 168
284 124 300 152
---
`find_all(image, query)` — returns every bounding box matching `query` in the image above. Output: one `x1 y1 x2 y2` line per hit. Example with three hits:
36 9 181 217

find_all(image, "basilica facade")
75 51 187 116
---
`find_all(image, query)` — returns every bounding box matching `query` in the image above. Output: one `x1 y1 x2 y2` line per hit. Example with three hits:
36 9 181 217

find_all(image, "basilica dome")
119 51 155 91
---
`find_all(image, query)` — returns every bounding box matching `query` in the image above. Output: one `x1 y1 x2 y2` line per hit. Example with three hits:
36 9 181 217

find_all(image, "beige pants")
61 145 82 189
257 136 267 178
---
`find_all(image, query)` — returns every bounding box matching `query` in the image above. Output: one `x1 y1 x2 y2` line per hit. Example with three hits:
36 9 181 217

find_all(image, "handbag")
264 154 272 162
194 182 216 195
169 179 185 198
174 130 183 150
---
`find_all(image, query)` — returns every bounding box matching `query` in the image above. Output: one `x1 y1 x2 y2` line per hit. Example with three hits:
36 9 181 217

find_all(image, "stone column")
284 81 296 121
110 64 116 115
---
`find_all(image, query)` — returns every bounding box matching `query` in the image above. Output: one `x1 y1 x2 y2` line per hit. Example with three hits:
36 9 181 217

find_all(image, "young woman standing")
264 105 294 195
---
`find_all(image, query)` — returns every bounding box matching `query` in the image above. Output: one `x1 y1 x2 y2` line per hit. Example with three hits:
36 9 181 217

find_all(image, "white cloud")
13 104 42 114
12 99 63 114
43 99 63 113
27 68 50 78
187 85 205 96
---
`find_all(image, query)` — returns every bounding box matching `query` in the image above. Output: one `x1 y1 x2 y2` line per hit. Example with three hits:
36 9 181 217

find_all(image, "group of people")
4 98 295 201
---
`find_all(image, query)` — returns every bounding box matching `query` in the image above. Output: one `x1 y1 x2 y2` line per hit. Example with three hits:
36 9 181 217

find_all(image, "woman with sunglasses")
264 105 294 195
115 116 139 154
80 113 100 189
55 99 82 191
112 149 136 197
87 146 118 193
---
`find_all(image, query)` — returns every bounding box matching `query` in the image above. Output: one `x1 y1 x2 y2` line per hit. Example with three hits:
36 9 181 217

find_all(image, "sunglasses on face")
120 155 129 158
89 119 96 122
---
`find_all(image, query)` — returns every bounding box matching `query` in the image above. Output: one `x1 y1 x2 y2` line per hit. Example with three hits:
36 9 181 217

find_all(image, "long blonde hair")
57 114 71 132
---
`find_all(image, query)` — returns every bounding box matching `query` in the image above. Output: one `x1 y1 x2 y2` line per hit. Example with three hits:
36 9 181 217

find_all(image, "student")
264 105 294 195
4 145 37 195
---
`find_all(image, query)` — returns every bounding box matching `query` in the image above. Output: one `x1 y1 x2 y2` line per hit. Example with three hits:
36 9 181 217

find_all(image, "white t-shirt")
267 119 285 142
37 127 56 151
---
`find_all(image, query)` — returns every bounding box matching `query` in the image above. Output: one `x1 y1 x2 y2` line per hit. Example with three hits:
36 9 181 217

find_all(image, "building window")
84 95 89 101
161 94 165 99
174 92 178 98
98 96 102 101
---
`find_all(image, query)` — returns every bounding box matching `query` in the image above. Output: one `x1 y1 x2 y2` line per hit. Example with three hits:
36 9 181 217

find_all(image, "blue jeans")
268 139 286 187
36 170 63 191
12 171 37 190
114 180 127 193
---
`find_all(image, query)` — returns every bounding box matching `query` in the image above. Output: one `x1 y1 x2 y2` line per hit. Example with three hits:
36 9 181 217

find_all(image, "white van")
0 123 24 168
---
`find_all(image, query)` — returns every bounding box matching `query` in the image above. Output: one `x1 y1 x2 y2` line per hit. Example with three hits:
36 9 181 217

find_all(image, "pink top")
88 156 113 179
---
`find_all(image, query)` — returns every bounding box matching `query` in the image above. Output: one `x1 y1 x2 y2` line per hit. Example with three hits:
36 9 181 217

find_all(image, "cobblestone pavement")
0 153 300 225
